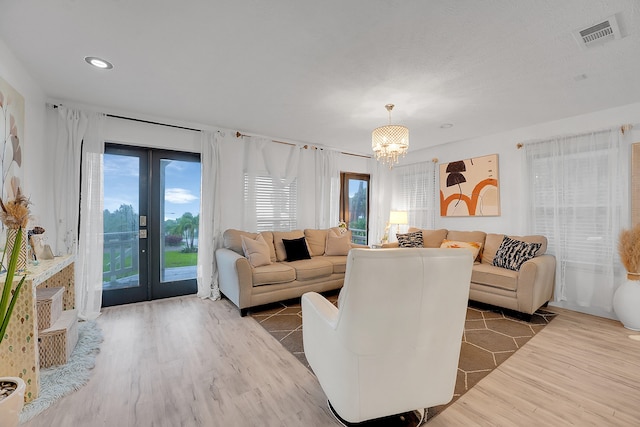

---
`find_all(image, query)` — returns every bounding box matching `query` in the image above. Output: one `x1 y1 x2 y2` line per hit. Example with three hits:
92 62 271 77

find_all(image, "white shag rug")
19 320 103 423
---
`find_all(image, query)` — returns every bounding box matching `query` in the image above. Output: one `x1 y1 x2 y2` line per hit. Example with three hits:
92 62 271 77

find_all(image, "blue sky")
103 154 201 221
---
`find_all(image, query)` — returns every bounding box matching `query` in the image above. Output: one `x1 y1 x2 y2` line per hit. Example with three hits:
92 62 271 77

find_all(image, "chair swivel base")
328 400 425 427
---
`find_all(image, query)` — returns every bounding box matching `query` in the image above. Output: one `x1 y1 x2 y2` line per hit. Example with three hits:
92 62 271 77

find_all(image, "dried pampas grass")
0 187 31 229
619 224 640 274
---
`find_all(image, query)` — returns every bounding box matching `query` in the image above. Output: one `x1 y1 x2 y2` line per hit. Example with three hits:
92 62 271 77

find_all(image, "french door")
102 144 201 307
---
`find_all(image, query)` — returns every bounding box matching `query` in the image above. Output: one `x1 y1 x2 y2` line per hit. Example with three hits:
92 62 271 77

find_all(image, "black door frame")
102 143 200 307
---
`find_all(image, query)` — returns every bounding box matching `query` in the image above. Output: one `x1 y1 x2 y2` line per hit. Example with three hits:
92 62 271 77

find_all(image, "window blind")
244 174 297 232
391 161 437 229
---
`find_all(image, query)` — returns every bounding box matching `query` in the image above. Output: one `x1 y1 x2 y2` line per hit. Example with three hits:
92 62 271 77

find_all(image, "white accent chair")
302 248 473 424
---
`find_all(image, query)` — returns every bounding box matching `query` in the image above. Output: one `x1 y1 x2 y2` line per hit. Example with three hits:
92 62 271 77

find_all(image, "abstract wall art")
439 154 500 217
0 75 24 203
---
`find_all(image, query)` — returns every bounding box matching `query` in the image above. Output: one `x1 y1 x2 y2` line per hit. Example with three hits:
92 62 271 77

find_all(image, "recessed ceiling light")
84 56 113 70
440 123 453 129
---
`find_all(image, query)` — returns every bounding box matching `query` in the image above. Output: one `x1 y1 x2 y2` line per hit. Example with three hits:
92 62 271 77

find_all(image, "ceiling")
1 0 639 155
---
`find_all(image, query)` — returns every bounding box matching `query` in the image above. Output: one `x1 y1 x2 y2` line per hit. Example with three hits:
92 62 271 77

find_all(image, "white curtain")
368 158 393 245
242 137 301 231
524 127 629 318
54 107 88 255
242 137 268 230
197 131 222 299
54 106 106 320
391 161 437 231
314 149 340 229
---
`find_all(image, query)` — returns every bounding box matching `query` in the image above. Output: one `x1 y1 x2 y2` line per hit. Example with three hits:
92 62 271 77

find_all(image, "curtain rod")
49 103 202 132
235 131 371 159
516 123 637 149
107 113 201 133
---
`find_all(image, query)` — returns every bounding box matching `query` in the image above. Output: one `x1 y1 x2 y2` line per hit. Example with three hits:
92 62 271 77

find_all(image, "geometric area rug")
19 320 103 424
249 290 557 422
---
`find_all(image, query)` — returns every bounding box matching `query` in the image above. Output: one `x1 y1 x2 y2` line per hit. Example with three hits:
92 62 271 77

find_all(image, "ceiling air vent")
574 15 622 49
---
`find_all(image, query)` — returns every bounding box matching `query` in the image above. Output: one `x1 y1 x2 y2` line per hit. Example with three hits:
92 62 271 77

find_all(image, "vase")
4 228 27 272
0 377 25 427
613 273 640 331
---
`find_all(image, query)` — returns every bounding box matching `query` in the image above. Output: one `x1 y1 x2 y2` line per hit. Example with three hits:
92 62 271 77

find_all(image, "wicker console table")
0 255 75 402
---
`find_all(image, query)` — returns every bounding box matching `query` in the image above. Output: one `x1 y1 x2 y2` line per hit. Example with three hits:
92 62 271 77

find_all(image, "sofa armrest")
215 248 254 311
516 254 556 314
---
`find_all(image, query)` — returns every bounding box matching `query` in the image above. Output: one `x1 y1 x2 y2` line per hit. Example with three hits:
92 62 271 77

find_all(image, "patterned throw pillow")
492 236 541 271
396 231 423 248
440 239 483 261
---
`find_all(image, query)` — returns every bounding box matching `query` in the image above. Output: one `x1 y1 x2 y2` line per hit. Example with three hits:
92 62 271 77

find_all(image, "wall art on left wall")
439 154 500 217
0 75 24 204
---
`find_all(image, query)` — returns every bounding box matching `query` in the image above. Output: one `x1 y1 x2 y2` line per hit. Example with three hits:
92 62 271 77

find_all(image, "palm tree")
173 212 198 252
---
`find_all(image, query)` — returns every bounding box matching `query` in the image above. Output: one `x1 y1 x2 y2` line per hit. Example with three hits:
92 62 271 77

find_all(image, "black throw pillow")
282 237 311 261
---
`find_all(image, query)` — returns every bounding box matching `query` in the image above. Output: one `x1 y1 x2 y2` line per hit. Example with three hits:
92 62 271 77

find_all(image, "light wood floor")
22 296 640 427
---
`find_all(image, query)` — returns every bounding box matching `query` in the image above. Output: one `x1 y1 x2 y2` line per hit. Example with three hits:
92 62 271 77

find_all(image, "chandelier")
371 104 409 168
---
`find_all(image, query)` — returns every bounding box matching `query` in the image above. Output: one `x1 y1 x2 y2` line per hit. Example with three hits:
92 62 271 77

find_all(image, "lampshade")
389 210 408 225
372 104 409 168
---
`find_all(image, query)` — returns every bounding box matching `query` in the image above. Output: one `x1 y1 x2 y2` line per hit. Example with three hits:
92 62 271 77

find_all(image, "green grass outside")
104 250 197 274
163 250 197 268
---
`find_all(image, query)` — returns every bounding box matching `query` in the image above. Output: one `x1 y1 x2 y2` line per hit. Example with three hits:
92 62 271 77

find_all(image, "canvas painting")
0 75 25 202
440 154 499 216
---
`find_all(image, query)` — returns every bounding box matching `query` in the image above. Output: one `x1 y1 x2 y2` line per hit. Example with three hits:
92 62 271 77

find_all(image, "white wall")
401 102 640 236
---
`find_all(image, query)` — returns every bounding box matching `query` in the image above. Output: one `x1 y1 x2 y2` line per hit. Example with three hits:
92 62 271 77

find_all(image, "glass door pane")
102 146 149 307
340 173 370 245
159 158 201 284
149 150 200 300
103 154 140 290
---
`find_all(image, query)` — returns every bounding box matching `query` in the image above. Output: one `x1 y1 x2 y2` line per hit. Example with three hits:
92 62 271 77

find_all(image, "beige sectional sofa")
217 226 556 317
216 228 360 316
384 228 556 315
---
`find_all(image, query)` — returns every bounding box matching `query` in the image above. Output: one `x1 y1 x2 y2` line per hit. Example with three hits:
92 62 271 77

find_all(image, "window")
244 173 297 232
528 145 620 266
525 128 626 315
391 161 437 229
340 173 369 245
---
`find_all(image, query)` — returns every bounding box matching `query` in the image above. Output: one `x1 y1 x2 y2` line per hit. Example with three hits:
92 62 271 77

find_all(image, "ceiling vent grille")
574 15 622 49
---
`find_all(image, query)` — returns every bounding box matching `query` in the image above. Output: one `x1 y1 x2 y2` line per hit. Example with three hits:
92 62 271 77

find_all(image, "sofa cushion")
260 231 277 262
325 230 352 256
224 229 276 262
288 258 334 281
224 229 258 255
492 236 542 271
440 239 483 261
322 255 347 274
241 234 272 267
252 263 296 286
408 228 448 248
305 229 329 256
282 237 312 261
472 263 519 291
273 230 305 261
397 231 423 247
446 230 487 245
482 233 547 265
446 230 487 261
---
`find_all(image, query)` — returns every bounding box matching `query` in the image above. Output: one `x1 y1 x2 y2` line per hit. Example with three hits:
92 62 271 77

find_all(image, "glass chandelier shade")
372 104 409 168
